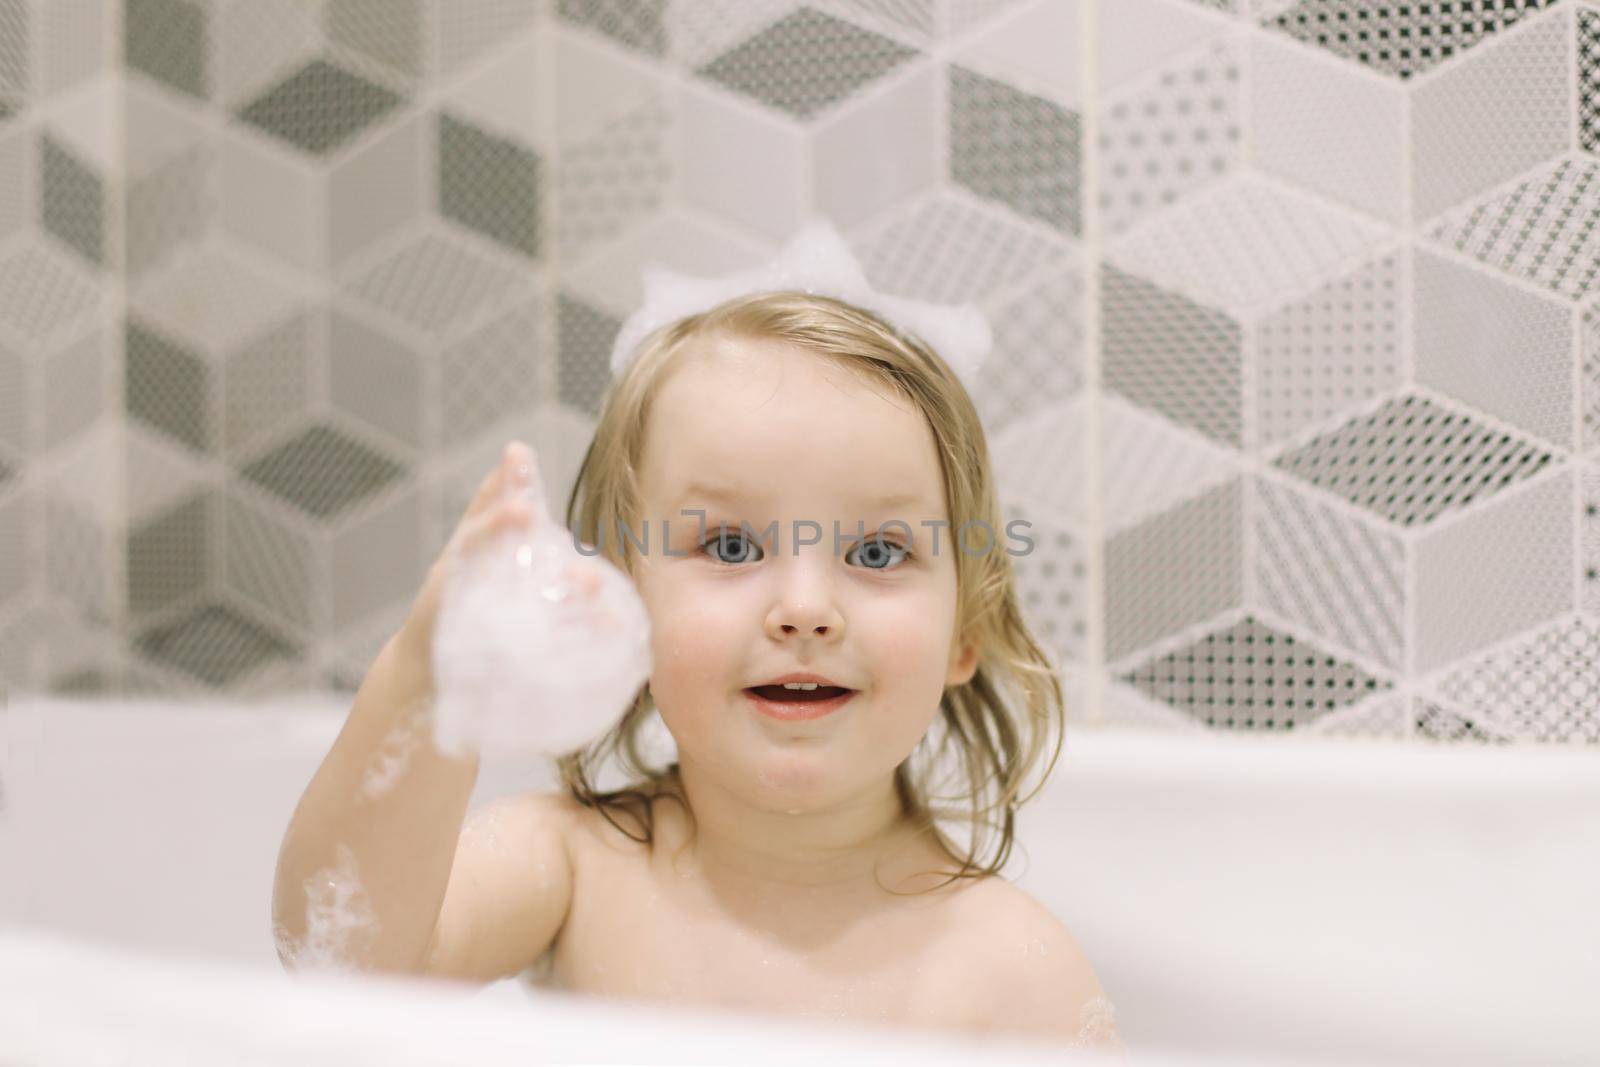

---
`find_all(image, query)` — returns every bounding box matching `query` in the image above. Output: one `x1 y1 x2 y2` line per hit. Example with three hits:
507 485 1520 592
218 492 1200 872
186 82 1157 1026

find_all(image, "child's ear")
945 632 979 688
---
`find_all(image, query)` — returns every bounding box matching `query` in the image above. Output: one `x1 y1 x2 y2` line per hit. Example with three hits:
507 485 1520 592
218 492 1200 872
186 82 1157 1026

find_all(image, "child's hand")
393 440 602 681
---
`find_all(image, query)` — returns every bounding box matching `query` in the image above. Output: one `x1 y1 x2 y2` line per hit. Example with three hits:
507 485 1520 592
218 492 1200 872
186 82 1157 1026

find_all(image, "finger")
465 441 535 520
499 441 549 524
455 496 535 557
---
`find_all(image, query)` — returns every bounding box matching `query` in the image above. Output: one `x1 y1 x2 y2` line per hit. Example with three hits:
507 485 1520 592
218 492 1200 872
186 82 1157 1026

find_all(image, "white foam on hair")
430 482 653 761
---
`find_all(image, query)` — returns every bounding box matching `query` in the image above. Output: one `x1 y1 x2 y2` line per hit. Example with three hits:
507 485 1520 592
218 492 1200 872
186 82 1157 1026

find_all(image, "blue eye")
848 536 913 571
703 529 764 565
699 530 915 569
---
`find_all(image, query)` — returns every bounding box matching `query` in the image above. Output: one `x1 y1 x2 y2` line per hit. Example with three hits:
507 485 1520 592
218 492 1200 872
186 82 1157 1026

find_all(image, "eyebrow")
675 481 929 511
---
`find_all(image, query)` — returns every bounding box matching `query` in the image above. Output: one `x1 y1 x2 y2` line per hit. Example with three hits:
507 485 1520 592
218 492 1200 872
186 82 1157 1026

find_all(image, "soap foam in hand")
430 470 652 760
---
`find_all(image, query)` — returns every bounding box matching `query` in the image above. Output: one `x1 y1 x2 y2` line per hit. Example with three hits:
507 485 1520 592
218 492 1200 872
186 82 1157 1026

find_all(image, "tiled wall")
0 0 1597 745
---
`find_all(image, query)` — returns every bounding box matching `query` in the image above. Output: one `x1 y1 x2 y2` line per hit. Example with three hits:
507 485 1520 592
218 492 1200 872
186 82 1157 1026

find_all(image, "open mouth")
744 684 854 703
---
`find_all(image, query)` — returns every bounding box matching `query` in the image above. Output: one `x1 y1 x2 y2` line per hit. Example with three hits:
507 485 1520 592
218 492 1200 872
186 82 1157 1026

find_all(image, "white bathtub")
2 696 1597 1065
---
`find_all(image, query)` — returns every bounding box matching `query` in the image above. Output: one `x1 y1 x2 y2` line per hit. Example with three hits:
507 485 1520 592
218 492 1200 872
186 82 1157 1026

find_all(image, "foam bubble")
430 477 652 760
275 844 378 973
358 712 424 802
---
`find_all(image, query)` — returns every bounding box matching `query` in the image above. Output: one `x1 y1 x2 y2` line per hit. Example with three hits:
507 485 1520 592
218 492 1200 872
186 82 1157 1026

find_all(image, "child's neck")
664 758 953 902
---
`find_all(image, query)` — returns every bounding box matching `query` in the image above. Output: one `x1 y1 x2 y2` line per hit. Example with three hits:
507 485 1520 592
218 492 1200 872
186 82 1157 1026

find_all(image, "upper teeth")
782 682 821 690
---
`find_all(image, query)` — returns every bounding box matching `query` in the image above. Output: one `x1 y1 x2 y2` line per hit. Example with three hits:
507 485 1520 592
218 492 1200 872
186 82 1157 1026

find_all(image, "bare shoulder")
942 879 1117 1048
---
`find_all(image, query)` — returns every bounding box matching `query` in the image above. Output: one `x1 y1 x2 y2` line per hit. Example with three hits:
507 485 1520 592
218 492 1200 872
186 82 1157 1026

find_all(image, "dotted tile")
439 112 541 260
238 422 407 520
1429 157 1600 303
557 0 667 57
127 490 212 619
1255 252 1402 449
1581 8 1599 155
1119 615 1392 731
41 134 104 268
949 65 1082 236
1436 617 1600 743
134 601 298 688
126 318 210 453
125 0 208 99
1105 479 1243 663
1272 392 1559 528
856 195 1070 305
1266 0 1561 80
696 6 919 121
557 292 620 415
1099 40 1242 236
1102 262 1243 448
236 59 403 157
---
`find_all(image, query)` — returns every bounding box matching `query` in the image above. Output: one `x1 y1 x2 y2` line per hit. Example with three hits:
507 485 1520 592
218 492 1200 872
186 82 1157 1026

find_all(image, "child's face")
631 333 978 811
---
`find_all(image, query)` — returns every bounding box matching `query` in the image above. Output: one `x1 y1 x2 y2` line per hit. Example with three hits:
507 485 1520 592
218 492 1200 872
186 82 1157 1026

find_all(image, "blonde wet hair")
557 290 1065 893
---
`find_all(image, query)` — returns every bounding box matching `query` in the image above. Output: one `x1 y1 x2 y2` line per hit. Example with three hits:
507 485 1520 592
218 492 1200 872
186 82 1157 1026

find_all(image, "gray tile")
972 268 1085 436
127 142 212 278
439 112 540 260
327 0 423 80
45 500 111 624
1105 479 1242 663
0 245 102 343
0 492 22 608
556 0 666 58
1583 10 1599 156
857 195 1068 305
1267 0 1560 80
949 65 1080 236
1271 393 1558 529
1119 615 1391 731
557 100 669 261
696 7 919 121
238 422 407 520
556 293 618 416
126 317 210 452
42 330 105 451
237 59 403 157
125 0 207 99
224 314 310 456
330 312 422 449
1101 263 1242 449
224 493 313 630
441 300 542 446
134 601 298 687
344 231 528 341
331 489 422 628
0 0 24 100
41 134 103 267
0 343 23 454
127 490 212 619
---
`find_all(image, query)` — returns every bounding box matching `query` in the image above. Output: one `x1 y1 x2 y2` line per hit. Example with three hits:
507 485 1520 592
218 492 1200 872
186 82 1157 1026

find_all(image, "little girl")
273 274 1123 1055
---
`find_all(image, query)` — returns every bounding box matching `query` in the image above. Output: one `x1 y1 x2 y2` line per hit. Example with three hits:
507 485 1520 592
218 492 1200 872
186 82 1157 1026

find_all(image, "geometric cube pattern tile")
236 59 404 157
1254 251 1403 449
237 422 408 521
1119 614 1393 732
124 0 209 99
1098 39 1242 237
949 64 1082 236
694 7 919 121
1264 0 1561 80
1433 616 1600 743
1271 393 1559 529
1409 8 1571 225
1583 8 1600 156
3 1 1596 749
439 112 541 260
1428 157 1600 304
